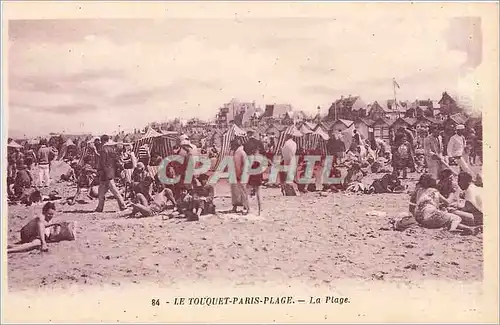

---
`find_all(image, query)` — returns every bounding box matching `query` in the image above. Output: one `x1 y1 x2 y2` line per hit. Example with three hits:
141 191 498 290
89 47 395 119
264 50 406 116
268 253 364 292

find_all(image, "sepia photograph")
2 2 498 323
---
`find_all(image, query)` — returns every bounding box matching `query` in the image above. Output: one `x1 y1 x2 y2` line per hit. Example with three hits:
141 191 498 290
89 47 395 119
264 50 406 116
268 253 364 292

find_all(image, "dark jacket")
98 145 118 181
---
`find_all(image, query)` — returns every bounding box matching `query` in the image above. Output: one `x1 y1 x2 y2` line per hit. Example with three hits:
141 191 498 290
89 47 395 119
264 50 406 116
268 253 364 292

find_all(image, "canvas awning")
313 128 330 140
286 125 303 137
230 124 247 137
7 141 23 148
299 124 312 134
142 127 163 140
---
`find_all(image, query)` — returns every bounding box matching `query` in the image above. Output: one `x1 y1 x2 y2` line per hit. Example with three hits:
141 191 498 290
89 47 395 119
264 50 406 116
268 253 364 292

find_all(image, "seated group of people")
408 170 482 235
127 170 216 221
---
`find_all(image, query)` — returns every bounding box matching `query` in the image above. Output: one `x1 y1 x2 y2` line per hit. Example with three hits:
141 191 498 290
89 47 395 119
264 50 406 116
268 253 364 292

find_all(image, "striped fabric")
147 165 160 179
138 146 150 160
273 125 302 156
273 126 328 156
132 135 176 160
213 125 248 171
308 134 328 155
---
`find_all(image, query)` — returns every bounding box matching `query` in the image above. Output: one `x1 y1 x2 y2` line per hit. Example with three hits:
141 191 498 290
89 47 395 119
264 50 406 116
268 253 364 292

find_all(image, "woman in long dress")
230 139 250 214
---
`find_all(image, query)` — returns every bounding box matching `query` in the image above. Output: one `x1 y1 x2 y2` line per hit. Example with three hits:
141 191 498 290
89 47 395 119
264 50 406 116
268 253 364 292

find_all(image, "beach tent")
7 141 23 149
273 125 303 155
299 123 313 135
309 127 330 155
133 127 176 159
58 138 77 160
213 124 248 170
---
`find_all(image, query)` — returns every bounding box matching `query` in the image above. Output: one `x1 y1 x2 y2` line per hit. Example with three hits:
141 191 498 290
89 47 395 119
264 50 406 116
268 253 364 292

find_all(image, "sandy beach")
7 171 483 292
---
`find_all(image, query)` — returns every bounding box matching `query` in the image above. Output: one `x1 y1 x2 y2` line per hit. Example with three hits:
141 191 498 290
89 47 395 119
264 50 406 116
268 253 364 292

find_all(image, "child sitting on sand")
7 202 76 253
176 187 194 215
192 174 216 217
12 159 33 199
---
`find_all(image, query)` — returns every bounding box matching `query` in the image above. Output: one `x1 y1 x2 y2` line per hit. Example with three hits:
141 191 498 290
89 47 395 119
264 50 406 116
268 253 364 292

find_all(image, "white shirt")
447 134 466 157
464 184 482 213
281 139 297 166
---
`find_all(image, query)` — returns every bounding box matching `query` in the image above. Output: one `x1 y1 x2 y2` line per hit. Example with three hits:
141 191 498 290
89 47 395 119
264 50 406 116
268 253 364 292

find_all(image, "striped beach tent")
273 125 303 155
309 127 330 155
133 127 176 159
297 123 314 151
213 124 248 170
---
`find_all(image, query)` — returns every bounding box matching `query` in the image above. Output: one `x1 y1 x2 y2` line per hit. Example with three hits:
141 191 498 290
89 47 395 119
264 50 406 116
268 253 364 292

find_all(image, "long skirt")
230 182 248 207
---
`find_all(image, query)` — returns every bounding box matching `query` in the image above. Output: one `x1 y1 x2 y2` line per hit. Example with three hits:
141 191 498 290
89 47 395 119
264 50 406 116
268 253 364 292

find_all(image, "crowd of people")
6 119 483 253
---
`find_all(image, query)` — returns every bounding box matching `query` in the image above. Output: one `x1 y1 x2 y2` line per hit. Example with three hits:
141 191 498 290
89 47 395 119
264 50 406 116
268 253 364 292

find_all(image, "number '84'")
152 299 160 306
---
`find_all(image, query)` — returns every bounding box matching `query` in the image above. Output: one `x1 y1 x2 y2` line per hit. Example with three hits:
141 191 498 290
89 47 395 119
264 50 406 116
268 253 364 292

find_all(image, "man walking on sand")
37 138 56 187
95 135 126 212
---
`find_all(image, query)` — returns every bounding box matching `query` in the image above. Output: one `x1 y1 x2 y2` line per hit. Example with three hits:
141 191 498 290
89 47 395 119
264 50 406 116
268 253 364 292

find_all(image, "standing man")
447 125 473 175
37 139 54 187
95 135 127 212
230 138 250 214
423 125 443 179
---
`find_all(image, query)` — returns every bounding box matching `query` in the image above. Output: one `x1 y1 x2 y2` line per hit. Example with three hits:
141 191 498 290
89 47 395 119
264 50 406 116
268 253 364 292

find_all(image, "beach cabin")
330 119 354 133
414 116 442 131
314 119 335 133
466 116 482 139
372 117 394 143
353 117 375 140
390 117 417 134
367 101 391 121
442 113 468 131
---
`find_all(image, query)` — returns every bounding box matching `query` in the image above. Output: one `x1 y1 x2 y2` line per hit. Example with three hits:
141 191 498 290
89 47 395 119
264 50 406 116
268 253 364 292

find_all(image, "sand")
7 172 483 292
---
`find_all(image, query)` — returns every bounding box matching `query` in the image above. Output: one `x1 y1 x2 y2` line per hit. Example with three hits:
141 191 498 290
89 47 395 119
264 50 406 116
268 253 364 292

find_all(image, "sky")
8 16 482 137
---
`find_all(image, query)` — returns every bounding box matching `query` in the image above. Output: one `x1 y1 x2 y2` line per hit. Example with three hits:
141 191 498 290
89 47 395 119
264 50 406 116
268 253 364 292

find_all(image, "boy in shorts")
7 202 76 253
